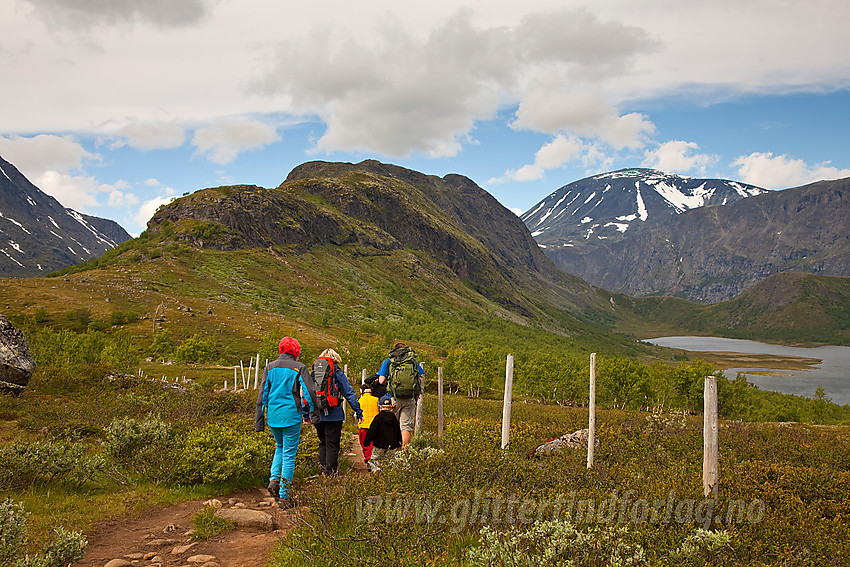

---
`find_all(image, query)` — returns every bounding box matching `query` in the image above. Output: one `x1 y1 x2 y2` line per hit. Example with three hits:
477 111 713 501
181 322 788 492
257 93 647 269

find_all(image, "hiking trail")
73 434 367 567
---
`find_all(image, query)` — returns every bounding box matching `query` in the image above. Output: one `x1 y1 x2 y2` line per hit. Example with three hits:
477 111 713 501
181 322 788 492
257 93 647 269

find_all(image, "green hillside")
33 160 651 362
623 272 850 345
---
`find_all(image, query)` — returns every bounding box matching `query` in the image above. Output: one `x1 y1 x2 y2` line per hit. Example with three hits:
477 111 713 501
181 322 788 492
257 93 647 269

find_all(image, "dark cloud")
23 0 214 28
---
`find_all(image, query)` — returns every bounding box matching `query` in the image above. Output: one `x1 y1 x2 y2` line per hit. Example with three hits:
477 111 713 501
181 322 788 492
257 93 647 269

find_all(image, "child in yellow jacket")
358 385 381 467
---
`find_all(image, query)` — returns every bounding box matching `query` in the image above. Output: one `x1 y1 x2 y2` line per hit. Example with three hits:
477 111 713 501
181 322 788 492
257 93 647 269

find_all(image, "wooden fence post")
361 369 367 384
437 367 444 439
501 354 514 450
703 375 719 499
254 353 260 389
587 352 596 469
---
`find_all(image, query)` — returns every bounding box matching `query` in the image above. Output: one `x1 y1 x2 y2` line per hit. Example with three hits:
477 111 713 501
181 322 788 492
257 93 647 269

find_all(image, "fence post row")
501 354 514 450
587 352 597 469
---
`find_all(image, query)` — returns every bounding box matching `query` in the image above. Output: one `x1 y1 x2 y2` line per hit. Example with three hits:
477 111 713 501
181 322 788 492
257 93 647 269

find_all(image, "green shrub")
64 308 92 330
174 334 218 365
173 420 272 484
108 311 139 326
0 438 104 489
0 499 27 565
103 415 178 482
150 331 176 362
87 319 110 332
0 499 86 567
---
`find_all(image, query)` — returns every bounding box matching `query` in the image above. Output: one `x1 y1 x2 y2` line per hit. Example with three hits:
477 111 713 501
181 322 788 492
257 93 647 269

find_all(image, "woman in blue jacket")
255 336 317 509
310 348 363 475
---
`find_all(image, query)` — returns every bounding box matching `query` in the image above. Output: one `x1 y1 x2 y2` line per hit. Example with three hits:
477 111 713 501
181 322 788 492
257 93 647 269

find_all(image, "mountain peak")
522 168 766 247
0 155 131 277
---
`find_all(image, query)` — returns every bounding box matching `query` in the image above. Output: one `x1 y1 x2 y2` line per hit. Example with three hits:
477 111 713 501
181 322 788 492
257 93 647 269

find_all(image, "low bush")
0 498 87 567
0 438 104 490
173 419 273 485
468 521 647 566
103 415 179 482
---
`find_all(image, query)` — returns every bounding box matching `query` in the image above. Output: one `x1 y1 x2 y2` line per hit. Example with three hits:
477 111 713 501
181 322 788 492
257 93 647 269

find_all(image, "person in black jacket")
362 395 402 472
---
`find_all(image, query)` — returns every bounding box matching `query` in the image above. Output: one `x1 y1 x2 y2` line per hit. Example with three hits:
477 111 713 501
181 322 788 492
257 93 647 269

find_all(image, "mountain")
545 177 850 303
143 159 611 320
0 155 132 277
43 159 655 360
521 168 765 248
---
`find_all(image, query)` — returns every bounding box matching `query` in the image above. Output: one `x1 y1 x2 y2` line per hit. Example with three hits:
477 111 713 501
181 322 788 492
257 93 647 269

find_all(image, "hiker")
363 394 402 471
255 336 317 509
306 348 363 475
377 342 424 447
358 383 381 469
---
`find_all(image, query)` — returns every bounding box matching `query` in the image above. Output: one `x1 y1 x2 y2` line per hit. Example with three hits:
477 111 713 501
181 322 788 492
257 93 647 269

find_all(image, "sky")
2 0 850 236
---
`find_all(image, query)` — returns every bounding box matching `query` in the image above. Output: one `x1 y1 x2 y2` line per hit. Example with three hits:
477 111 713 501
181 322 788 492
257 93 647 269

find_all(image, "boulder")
535 429 599 455
214 508 274 530
0 314 36 394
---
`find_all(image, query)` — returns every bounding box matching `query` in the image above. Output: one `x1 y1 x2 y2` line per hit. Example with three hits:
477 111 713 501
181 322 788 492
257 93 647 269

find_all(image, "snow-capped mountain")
521 168 766 248
0 155 131 277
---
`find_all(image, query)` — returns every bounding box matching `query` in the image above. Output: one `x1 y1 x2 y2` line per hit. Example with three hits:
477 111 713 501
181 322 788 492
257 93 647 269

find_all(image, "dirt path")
75 434 367 567
73 488 294 567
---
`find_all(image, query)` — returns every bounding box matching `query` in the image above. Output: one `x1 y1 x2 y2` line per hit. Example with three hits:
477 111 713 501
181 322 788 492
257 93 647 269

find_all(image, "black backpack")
363 372 387 398
311 356 341 415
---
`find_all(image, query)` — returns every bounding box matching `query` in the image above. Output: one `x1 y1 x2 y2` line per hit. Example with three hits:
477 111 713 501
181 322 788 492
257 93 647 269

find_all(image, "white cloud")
192 119 280 164
732 152 850 189
644 140 718 174
258 8 656 158
114 122 186 150
143 178 161 186
506 135 589 182
0 134 99 179
133 192 177 231
33 170 137 213
107 188 139 207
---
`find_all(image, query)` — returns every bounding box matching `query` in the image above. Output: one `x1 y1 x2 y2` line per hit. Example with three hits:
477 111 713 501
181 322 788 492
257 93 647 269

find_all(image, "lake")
645 336 850 406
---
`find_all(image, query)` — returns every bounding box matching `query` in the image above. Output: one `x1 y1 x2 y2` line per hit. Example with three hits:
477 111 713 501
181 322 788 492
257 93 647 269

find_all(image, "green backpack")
388 346 421 399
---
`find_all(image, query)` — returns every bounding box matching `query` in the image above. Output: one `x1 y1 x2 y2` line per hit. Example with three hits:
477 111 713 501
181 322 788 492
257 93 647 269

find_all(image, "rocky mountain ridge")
0 155 131 277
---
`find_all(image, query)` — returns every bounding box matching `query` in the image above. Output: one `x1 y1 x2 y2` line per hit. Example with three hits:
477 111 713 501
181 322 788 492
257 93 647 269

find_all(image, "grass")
191 505 235 541
272 394 850 566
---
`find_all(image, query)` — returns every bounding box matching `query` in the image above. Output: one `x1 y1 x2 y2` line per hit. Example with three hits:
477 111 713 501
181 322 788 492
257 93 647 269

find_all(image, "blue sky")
2 0 849 236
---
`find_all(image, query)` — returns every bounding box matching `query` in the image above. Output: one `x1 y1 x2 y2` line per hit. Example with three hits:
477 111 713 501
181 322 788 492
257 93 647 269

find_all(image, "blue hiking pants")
269 422 301 497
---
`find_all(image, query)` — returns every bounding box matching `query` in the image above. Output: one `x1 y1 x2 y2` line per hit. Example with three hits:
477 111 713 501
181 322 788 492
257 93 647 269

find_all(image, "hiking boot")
278 495 297 510
267 479 280 500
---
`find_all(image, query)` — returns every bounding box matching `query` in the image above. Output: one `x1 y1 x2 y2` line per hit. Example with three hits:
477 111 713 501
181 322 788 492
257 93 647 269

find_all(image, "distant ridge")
0 155 131 277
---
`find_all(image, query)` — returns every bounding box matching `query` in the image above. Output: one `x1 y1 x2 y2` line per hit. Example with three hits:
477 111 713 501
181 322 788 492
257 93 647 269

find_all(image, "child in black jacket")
363 395 402 471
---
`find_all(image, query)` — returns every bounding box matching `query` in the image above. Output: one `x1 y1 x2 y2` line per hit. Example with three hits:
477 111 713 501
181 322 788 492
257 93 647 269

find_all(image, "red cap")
278 336 301 358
